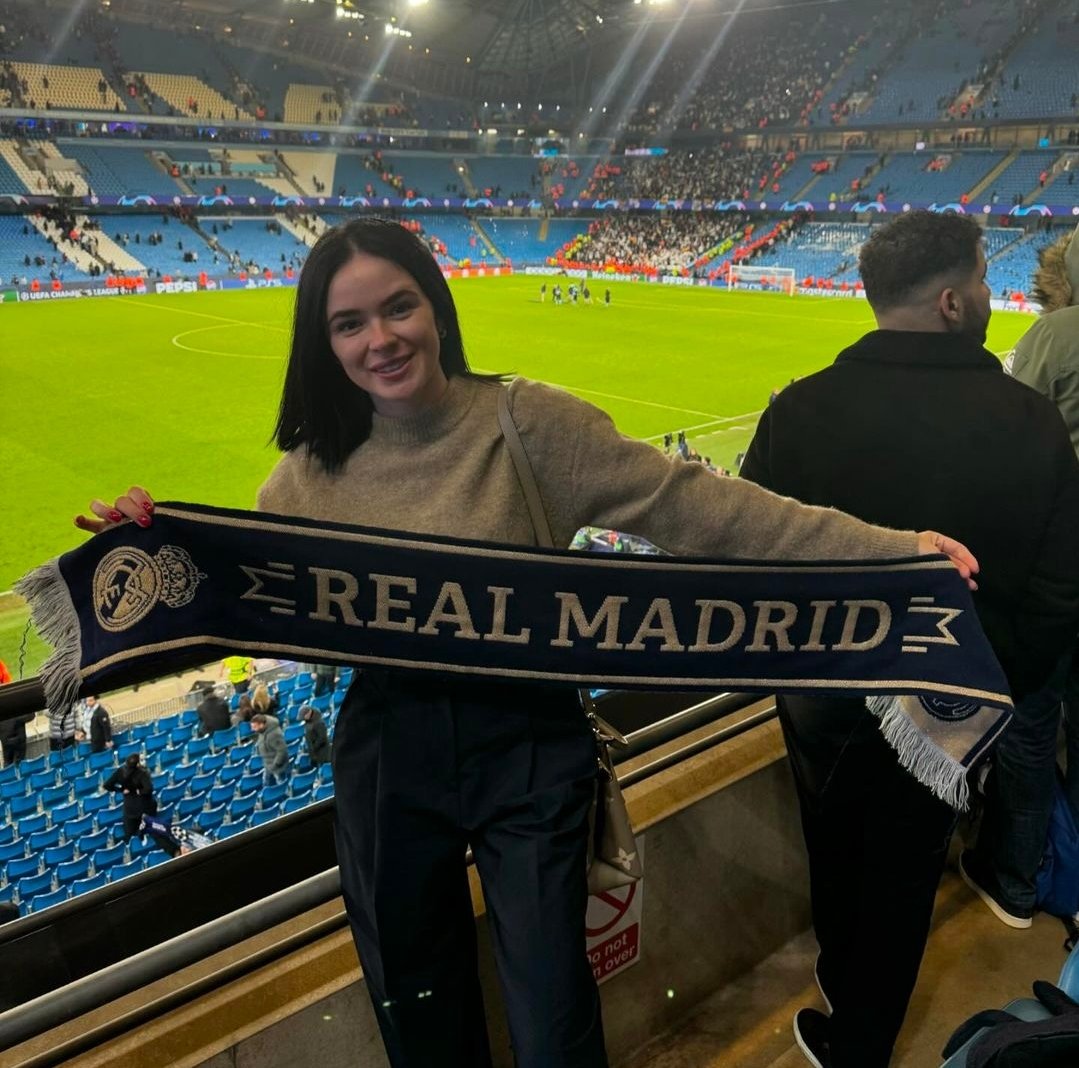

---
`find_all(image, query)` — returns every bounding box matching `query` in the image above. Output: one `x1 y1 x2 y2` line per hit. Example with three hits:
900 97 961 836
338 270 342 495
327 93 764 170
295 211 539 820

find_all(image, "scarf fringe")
14 559 82 713
867 694 970 811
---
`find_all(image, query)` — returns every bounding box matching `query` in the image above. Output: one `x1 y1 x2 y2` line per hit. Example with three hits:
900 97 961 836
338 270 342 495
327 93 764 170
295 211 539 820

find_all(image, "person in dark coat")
104 754 156 840
300 704 331 765
741 210 1079 1068
196 685 231 736
87 696 113 753
0 712 33 767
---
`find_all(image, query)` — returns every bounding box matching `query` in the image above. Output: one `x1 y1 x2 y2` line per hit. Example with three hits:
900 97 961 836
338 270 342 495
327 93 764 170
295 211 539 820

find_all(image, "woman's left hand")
917 530 979 591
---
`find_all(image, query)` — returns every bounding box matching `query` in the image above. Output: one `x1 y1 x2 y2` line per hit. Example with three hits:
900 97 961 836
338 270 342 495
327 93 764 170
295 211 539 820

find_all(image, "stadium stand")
57 141 186 198
7 61 124 112
464 156 539 199
480 218 588 264
204 218 309 273
867 150 1007 204
986 7 1079 120
988 149 1062 203
133 72 253 123
985 228 1060 298
410 214 491 264
283 84 339 126
751 221 871 284
0 215 90 284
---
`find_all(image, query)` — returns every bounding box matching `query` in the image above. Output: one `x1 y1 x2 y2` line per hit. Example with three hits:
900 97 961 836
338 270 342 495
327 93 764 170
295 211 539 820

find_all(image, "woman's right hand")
74 486 155 535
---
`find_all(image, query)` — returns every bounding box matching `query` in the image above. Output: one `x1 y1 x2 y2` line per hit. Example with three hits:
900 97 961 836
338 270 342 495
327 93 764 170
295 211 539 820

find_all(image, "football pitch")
0 276 1034 678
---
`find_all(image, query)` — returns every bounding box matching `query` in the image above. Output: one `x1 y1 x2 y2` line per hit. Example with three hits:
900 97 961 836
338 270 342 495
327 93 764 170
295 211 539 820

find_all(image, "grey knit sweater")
258 375 918 561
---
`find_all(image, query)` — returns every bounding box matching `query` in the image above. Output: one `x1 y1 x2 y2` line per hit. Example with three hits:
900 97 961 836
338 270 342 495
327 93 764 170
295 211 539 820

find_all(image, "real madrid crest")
93 545 205 633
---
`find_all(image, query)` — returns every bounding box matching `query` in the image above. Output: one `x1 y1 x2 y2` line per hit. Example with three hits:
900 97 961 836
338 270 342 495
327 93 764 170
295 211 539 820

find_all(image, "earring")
438 326 447 338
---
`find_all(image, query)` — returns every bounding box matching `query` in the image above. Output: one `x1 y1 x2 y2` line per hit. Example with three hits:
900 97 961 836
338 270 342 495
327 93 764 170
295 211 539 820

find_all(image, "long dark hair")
274 217 483 472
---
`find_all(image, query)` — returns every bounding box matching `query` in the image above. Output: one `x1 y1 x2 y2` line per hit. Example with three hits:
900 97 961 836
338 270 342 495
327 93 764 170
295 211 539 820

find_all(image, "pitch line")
627 297 875 326
121 298 289 333
643 409 763 441
171 325 284 360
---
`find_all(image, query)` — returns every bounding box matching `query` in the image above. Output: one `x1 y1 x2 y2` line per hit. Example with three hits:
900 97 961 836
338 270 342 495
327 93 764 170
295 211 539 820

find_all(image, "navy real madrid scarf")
17 502 1012 808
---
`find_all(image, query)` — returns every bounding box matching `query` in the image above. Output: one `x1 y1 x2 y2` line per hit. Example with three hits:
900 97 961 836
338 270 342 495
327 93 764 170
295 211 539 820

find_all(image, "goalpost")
727 264 796 296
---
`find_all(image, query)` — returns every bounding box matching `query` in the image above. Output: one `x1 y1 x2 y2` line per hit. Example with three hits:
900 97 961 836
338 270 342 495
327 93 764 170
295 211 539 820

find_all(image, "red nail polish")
143 501 154 513
136 515 151 527
109 511 123 523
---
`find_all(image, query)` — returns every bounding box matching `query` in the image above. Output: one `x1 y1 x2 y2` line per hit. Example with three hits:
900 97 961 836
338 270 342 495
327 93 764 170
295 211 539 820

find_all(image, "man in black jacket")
87 696 113 753
196 685 231 736
104 754 156 841
741 211 1079 1068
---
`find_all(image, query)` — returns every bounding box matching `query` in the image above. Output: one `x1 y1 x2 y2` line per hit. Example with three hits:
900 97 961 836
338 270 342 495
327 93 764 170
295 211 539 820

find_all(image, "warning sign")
585 841 643 984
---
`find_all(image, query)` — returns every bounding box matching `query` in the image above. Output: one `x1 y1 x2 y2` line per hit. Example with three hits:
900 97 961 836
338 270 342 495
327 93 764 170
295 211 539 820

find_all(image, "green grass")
0 278 1034 677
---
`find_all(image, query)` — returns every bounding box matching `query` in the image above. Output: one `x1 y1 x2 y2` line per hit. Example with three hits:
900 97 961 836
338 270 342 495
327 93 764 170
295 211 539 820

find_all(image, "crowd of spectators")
570 211 749 274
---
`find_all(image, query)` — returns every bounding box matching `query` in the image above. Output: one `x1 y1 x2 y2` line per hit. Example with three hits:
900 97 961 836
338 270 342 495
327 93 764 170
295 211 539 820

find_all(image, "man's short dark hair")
251 713 268 726
859 211 983 311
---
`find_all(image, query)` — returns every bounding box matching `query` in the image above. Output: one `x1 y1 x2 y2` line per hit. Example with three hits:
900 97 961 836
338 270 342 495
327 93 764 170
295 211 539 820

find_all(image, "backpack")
942 981 1079 1067
1036 769 1079 921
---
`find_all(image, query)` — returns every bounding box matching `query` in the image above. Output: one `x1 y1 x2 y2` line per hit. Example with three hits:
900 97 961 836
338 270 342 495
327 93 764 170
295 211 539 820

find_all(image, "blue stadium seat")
227 744 252 766
18 755 47 776
155 714 181 733
28 769 58 790
276 674 298 697
186 737 211 761
250 805 281 827
0 779 28 800
44 842 76 866
50 800 82 826
238 772 262 795
0 839 25 864
211 727 238 750
110 858 146 882
28 827 61 851
208 784 235 807
60 759 90 781
310 693 333 715
16 813 47 836
260 783 288 808
179 709 200 729
10 795 40 820
237 722 253 741
28 886 70 912
57 856 92 884
313 782 335 802
177 794 207 819
199 753 227 775
216 821 248 841
131 723 156 742
281 794 310 815
77 830 111 855
87 750 116 772
169 726 193 748
92 844 127 873
291 685 313 706
283 724 305 746
156 747 185 771
16 872 54 900
199 804 228 832
0 824 14 845
338 668 354 687
188 772 217 796
229 792 258 822
170 763 199 786
95 806 124 829
158 784 188 808
128 835 154 857
73 776 102 800
116 742 142 762
6 855 42 882
111 730 131 749
0 764 18 784
42 784 73 808
217 764 244 787
80 794 110 815
65 814 95 840
144 849 170 868
316 763 333 783
70 872 109 896
144 734 170 755
74 742 95 760
247 756 264 773
290 770 317 796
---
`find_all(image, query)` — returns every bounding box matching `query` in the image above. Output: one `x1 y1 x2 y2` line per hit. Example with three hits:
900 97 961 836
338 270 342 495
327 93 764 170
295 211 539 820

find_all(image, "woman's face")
325 252 448 419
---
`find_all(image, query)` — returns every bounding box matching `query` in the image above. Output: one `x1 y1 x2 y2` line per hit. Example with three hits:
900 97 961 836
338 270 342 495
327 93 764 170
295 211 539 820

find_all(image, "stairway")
27 216 96 275
79 219 147 273
470 219 503 264
277 215 327 249
453 158 478 197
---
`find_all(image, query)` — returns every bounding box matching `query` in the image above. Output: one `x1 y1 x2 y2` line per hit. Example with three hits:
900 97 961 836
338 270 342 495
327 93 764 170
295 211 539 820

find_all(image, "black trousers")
1 736 26 766
778 695 956 1068
333 671 608 1068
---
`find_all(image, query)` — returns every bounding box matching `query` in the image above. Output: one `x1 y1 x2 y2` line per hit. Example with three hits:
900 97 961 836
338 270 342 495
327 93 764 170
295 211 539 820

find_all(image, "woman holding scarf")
76 218 977 1068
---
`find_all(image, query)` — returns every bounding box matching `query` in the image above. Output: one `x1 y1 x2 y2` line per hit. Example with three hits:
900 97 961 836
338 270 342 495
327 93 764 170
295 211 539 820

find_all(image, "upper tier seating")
465 157 539 199
412 215 487 263
134 72 252 123
8 62 124 112
284 84 338 126
868 151 1006 203
988 151 1061 202
988 10 1079 120
57 142 185 198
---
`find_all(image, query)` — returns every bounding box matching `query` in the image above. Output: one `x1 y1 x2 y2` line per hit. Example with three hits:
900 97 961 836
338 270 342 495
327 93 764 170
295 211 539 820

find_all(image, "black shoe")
814 953 834 1016
793 1007 832 1068
959 850 1033 929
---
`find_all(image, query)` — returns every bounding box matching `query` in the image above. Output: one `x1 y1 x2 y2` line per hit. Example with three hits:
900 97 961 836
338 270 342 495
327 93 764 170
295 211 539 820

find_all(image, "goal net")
727 264 796 296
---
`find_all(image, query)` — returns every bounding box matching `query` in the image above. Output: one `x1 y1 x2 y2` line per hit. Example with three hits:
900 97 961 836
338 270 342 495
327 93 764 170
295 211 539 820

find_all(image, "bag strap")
497 386 554 550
